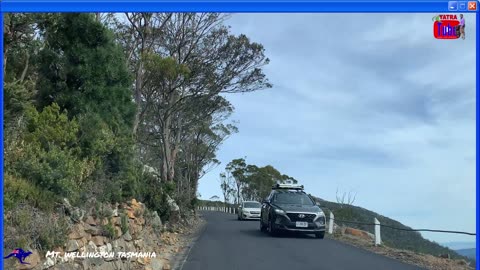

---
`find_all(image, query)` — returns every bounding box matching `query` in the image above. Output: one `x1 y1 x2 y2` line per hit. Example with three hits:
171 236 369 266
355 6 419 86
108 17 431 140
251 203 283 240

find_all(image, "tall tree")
220 171 235 205
36 13 136 182
4 14 39 123
136 13 271 185
108 13 172 138
223 160 298 202
225 158 248 204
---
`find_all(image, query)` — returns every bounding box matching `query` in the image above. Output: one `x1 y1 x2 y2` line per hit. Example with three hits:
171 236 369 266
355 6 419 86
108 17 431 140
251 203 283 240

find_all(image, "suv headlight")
317 211 325 217
274 209 286 215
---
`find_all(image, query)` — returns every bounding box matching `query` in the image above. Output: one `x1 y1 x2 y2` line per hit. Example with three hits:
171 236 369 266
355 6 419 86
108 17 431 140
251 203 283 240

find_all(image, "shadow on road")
239 228 318 239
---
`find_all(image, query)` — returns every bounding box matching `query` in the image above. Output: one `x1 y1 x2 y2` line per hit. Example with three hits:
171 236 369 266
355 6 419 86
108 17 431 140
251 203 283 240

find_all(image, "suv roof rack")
272 180 304 190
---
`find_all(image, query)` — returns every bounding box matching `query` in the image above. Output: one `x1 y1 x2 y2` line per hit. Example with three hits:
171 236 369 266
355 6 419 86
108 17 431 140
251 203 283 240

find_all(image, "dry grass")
327 233 474 270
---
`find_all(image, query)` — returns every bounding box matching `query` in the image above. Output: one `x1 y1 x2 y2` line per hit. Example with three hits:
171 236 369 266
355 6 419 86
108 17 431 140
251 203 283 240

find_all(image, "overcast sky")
198 13 477 245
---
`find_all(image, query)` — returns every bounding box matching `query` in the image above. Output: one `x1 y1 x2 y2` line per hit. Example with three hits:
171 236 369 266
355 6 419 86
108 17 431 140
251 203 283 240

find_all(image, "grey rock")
53 263 82 270
112 238 127 252
151 211 162 230
85 216 97 226
143 165 161 179
42 257 55 269
166 195 180 212
84 224 101 236
151 211 164 234
133 239 144 249
66 240 80 252
113 261 125 269
82 256 104 269
98 243 112 254
91 257 105 267
123 231 132 241
62 198 72 210
85 241 97 253
62 198 85 222
71 208 86 223
106 243 113 253
151 258 165 270
125 241 135 253
97 262 117 270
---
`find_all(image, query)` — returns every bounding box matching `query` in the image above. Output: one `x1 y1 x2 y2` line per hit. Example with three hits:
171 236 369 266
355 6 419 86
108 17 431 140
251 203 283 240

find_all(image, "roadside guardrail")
197 206 476 246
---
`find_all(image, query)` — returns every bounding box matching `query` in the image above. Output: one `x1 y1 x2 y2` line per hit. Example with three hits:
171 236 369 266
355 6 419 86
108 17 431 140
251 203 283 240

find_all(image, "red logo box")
433 15 460 39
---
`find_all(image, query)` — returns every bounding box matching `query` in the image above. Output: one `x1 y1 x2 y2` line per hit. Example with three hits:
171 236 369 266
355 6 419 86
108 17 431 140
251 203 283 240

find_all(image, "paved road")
181 211 425 270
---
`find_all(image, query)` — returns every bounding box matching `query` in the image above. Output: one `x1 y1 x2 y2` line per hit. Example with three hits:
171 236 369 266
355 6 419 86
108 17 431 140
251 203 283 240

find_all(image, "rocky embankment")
6 198 203 270
329 225 474 270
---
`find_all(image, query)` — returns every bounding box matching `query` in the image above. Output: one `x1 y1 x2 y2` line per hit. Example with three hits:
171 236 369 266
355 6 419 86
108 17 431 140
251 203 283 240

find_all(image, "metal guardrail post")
328 211 334 234
374 218 381 246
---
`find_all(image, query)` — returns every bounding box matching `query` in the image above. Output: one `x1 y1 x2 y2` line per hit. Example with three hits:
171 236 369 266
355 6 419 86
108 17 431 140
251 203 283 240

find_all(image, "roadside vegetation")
4 13 271 253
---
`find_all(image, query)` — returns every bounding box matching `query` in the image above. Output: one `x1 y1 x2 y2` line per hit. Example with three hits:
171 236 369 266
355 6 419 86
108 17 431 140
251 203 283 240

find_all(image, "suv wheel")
315 232 325 239
268 216 277 236
260 219 267 232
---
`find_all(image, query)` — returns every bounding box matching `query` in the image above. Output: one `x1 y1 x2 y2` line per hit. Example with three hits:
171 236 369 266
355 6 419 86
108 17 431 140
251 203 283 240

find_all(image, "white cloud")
199 13 476 244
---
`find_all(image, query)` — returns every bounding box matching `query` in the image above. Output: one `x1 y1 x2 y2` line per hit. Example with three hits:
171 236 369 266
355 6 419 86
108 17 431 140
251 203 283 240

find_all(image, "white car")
238 201 262 220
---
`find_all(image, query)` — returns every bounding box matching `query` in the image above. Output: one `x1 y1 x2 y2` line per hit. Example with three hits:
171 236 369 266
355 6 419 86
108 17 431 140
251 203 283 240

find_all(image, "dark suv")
260 182 326 238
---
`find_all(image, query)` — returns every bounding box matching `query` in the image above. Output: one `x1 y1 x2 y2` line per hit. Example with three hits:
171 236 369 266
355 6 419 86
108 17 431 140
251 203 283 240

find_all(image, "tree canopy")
221 158 298 203
4 13 271 252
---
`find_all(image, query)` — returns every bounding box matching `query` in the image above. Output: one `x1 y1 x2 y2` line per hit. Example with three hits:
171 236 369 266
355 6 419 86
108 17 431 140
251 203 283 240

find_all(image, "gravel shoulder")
161 214 207 270
326 233 474 270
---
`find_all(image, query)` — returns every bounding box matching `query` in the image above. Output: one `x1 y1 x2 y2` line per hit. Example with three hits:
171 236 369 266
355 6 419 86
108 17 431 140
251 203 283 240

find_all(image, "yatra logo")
4 248 33 264
433 14 466 39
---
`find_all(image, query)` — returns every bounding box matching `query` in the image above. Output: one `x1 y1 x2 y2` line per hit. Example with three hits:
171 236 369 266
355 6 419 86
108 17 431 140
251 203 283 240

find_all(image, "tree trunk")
132 60 144 138
3 53 7 78
19 52 29 82
3 15 11 78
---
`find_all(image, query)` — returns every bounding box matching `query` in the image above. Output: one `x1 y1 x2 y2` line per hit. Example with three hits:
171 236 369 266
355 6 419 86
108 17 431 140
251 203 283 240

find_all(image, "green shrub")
13 104 95 202
4 204 68 252
92 203 113 220
37 214 69 251
140 181 175 222
120 213 129 234
4 174 57 212
101 220 116 239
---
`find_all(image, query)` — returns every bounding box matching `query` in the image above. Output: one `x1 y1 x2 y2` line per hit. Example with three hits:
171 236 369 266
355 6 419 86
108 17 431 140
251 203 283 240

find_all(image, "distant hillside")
456 248 476 260
442 241 476 250
311 196 473 263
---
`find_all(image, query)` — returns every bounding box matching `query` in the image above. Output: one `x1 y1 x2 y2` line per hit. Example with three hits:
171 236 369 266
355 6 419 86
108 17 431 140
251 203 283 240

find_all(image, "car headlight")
317 211 325 217
274 209 286 215
243 210 250 214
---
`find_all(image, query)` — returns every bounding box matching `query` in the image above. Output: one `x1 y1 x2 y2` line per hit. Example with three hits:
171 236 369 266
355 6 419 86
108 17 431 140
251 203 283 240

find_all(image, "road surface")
180 211 425 270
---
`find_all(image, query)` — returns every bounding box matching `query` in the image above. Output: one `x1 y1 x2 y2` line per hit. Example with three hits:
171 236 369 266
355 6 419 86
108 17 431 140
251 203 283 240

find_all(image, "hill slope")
311 196 471 262
456 248 476 260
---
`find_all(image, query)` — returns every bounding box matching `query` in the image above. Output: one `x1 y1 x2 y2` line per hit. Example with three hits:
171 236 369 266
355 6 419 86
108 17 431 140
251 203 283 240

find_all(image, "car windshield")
243 202 261 208
273 192 314 206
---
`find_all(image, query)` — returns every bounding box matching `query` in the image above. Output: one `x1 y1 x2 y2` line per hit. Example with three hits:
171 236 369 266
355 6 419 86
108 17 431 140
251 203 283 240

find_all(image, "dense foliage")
219 158 298 204
3 13 271 252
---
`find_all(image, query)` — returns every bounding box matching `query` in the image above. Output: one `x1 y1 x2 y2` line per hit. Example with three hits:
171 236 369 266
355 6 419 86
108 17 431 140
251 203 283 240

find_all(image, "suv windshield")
273 192 314 206
244 202 261 208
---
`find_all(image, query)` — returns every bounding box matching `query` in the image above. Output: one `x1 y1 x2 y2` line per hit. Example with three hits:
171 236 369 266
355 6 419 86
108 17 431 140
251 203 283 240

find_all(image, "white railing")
326 211 382 246
198 207 475 246
197 206 237 214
